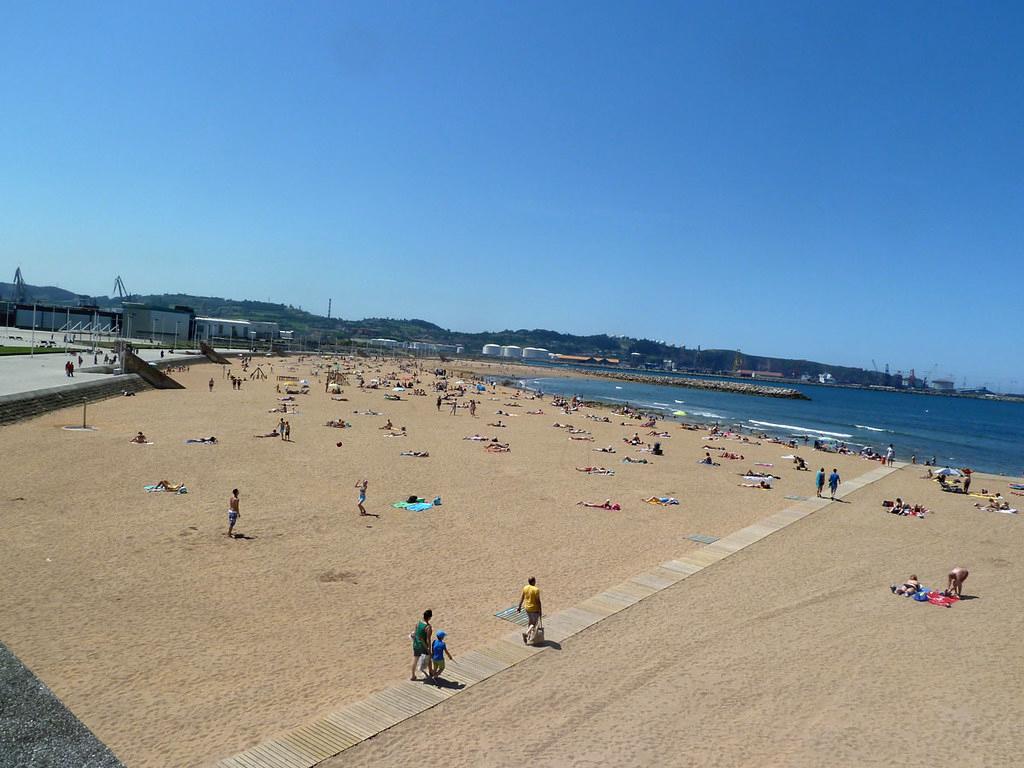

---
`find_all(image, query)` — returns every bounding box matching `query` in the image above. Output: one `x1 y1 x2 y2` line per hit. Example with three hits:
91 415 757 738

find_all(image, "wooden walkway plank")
305 720 359 751
253 741 307 768
295 722 347 753
324 710 378 740
228 753 282 768
367 689 425 717
281 731 334 762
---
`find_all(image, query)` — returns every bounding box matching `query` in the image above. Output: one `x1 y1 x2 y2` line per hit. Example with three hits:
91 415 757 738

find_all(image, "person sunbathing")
739 480 772 489
485 442 511 452
488 421 506 427
379 419 394 430
594 446 616 453
622 456 649 464
577 499 621 510
254 430 280 438
129 432 149 444
644 496 679 505
552 422 573 429
569 435 595 441
576 466 614 475
698 452 720 466
793 456 808 470
186 436 217 444
463 434 492 441
891 575 921 596
400 450 430 457
325 419 350 428
648 431 671 438
526 409 544 415
719 452 744 460
154 480 184 492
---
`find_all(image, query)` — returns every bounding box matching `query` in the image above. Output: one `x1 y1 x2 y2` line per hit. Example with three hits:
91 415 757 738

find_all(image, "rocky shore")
589 370 811 399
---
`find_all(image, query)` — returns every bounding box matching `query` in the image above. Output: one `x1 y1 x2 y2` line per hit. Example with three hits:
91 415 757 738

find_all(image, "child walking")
430 630 454 680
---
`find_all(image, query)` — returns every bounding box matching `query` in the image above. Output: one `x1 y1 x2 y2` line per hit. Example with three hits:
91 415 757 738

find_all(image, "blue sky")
1 2 1022 389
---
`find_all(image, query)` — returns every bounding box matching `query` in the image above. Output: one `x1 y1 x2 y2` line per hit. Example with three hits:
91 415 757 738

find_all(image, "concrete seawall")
0 375 152 426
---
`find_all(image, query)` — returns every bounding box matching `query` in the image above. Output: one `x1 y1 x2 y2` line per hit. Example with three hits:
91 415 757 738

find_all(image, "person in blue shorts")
828 468 841 500
430 630 454 680
815 467 825 497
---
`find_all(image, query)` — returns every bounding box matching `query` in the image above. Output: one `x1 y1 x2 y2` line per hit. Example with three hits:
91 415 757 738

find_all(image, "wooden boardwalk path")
214 463 899 768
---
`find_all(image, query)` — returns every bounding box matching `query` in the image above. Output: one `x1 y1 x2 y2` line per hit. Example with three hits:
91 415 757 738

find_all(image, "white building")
482 344 501 356
194 317 279 341
522 347 549 360
500 345 522 358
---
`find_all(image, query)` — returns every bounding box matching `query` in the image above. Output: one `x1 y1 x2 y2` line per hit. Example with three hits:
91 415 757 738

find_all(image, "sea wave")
855 424 890 433
748 420 853 439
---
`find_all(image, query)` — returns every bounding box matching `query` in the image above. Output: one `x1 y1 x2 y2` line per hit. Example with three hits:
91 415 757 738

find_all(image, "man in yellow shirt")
517 576 542 644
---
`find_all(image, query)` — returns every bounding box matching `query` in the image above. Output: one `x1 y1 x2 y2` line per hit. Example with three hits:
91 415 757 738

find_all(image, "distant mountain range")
1 281 891 384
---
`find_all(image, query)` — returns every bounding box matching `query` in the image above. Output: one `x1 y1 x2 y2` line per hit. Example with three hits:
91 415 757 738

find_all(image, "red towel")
926 592 959 607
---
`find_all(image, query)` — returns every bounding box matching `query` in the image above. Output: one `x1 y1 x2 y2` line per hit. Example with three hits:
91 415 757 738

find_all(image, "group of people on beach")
410 578 543 684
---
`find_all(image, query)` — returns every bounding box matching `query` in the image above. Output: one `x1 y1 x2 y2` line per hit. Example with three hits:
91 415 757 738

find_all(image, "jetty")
589 370 810 399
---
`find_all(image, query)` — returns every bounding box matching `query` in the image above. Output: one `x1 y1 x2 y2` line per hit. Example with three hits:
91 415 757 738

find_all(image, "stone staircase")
0 375 152 427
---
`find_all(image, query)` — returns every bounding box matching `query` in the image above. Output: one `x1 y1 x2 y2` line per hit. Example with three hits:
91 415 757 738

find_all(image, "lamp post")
174 321 180 352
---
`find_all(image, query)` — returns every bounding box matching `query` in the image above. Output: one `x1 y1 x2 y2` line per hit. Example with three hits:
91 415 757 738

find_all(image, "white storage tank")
522 347 549 360
482 344 501 356
500 345 522 358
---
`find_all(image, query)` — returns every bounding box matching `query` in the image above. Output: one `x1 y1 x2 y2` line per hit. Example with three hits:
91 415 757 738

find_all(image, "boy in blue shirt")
430 630 454 680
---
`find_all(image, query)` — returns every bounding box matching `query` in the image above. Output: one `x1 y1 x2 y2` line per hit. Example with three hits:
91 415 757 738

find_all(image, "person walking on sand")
945 566 969 597
450 399 458 416
227 489 241 538
208 377 214 392
517 576 542 644
828 468 841 500
355 479 369 516
469 399 476 417
436 395 442 411
815 467 825 498
283 421 291 441
410 609 433 680
886 444 895 467
278 417 285 438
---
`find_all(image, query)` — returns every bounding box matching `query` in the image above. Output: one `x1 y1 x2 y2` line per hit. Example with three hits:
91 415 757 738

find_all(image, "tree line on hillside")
1 284 889 384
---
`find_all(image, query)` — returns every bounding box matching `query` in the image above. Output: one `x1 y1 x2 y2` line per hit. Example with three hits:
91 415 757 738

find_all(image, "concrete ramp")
200 341 232 365
124 351 185 389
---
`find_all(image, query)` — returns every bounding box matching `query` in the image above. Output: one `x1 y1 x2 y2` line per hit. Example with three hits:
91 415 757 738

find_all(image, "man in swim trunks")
517 577 542 644
815 467 825 497
945 567 969 597
227 488 240 538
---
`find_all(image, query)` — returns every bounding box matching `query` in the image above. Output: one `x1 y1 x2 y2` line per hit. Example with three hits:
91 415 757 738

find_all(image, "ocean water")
518 376 1024 476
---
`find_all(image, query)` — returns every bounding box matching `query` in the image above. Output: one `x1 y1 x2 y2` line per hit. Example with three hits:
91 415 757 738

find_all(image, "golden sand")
0 357 1017 766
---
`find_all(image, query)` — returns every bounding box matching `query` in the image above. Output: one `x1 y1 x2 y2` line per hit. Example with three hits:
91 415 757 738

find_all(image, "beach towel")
1009 483 1024 490
392 497 439 512
646 497 679 506
926 592 960 607
145 485 188 494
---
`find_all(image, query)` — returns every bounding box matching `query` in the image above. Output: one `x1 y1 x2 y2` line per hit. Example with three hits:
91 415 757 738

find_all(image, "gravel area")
0 641 123 768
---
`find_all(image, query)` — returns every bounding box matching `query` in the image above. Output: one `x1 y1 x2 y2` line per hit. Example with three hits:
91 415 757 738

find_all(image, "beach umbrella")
933 467 962 477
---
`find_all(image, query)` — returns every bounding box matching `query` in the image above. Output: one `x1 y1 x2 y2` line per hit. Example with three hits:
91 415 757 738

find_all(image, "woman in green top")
411 609 433 680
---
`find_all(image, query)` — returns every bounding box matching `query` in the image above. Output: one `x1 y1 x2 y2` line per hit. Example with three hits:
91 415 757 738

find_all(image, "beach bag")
530 619 545 646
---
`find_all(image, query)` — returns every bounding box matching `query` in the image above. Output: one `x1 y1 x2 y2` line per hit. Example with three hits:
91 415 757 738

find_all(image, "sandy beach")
1 356 1020 767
